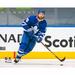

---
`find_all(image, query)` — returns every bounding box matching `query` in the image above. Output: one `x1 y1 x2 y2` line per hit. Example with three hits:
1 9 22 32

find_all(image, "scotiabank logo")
45 35 75 48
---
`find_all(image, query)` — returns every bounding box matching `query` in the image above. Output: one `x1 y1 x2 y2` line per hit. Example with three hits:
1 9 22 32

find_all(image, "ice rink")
0 59 75 68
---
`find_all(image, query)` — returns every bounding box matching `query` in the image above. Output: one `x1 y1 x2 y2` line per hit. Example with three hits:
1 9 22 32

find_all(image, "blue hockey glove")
35 35 43 43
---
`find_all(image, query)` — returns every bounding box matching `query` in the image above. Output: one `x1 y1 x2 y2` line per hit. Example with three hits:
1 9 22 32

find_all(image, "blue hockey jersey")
21 15 47 37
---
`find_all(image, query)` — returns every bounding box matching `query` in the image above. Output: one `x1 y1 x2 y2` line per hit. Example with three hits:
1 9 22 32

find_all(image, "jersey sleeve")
35 20 47 38
21 17 31 30
39 21 47 37
40 21 47 33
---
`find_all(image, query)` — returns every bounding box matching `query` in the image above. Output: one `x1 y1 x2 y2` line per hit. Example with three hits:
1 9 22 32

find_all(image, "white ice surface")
0 59 75 68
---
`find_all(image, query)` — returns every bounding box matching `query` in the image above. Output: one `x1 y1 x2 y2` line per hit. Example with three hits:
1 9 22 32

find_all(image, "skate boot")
14 58 20 63
14 55 21 63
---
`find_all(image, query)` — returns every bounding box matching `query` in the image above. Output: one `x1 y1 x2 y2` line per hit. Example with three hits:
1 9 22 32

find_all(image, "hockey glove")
35 35 43 43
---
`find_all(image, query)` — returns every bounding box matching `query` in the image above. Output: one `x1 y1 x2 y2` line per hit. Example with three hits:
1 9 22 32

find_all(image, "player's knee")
19 42 28 50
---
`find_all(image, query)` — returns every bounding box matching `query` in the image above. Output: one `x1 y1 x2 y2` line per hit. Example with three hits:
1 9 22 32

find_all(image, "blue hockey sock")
16 55 21 60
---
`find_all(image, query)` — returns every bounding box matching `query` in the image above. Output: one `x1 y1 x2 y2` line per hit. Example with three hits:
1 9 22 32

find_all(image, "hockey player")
14 10 47 63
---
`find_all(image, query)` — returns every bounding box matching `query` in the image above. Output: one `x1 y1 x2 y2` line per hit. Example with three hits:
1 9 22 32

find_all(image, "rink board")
0 26 75 59
0 51 75 59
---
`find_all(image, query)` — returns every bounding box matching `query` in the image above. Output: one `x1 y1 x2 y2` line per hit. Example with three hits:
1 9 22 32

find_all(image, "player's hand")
34 35 42 43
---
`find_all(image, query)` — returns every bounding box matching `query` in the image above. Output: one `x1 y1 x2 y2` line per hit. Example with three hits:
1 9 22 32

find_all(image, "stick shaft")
41 42 65 61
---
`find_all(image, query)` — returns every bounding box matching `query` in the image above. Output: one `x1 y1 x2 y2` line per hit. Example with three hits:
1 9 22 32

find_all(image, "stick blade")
60 57 66 62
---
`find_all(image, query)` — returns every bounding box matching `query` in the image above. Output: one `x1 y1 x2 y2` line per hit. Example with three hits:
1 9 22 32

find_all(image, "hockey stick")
41 42 66 62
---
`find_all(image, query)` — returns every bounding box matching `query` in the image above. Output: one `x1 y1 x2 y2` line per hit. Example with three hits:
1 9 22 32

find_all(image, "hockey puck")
60 64 63 66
